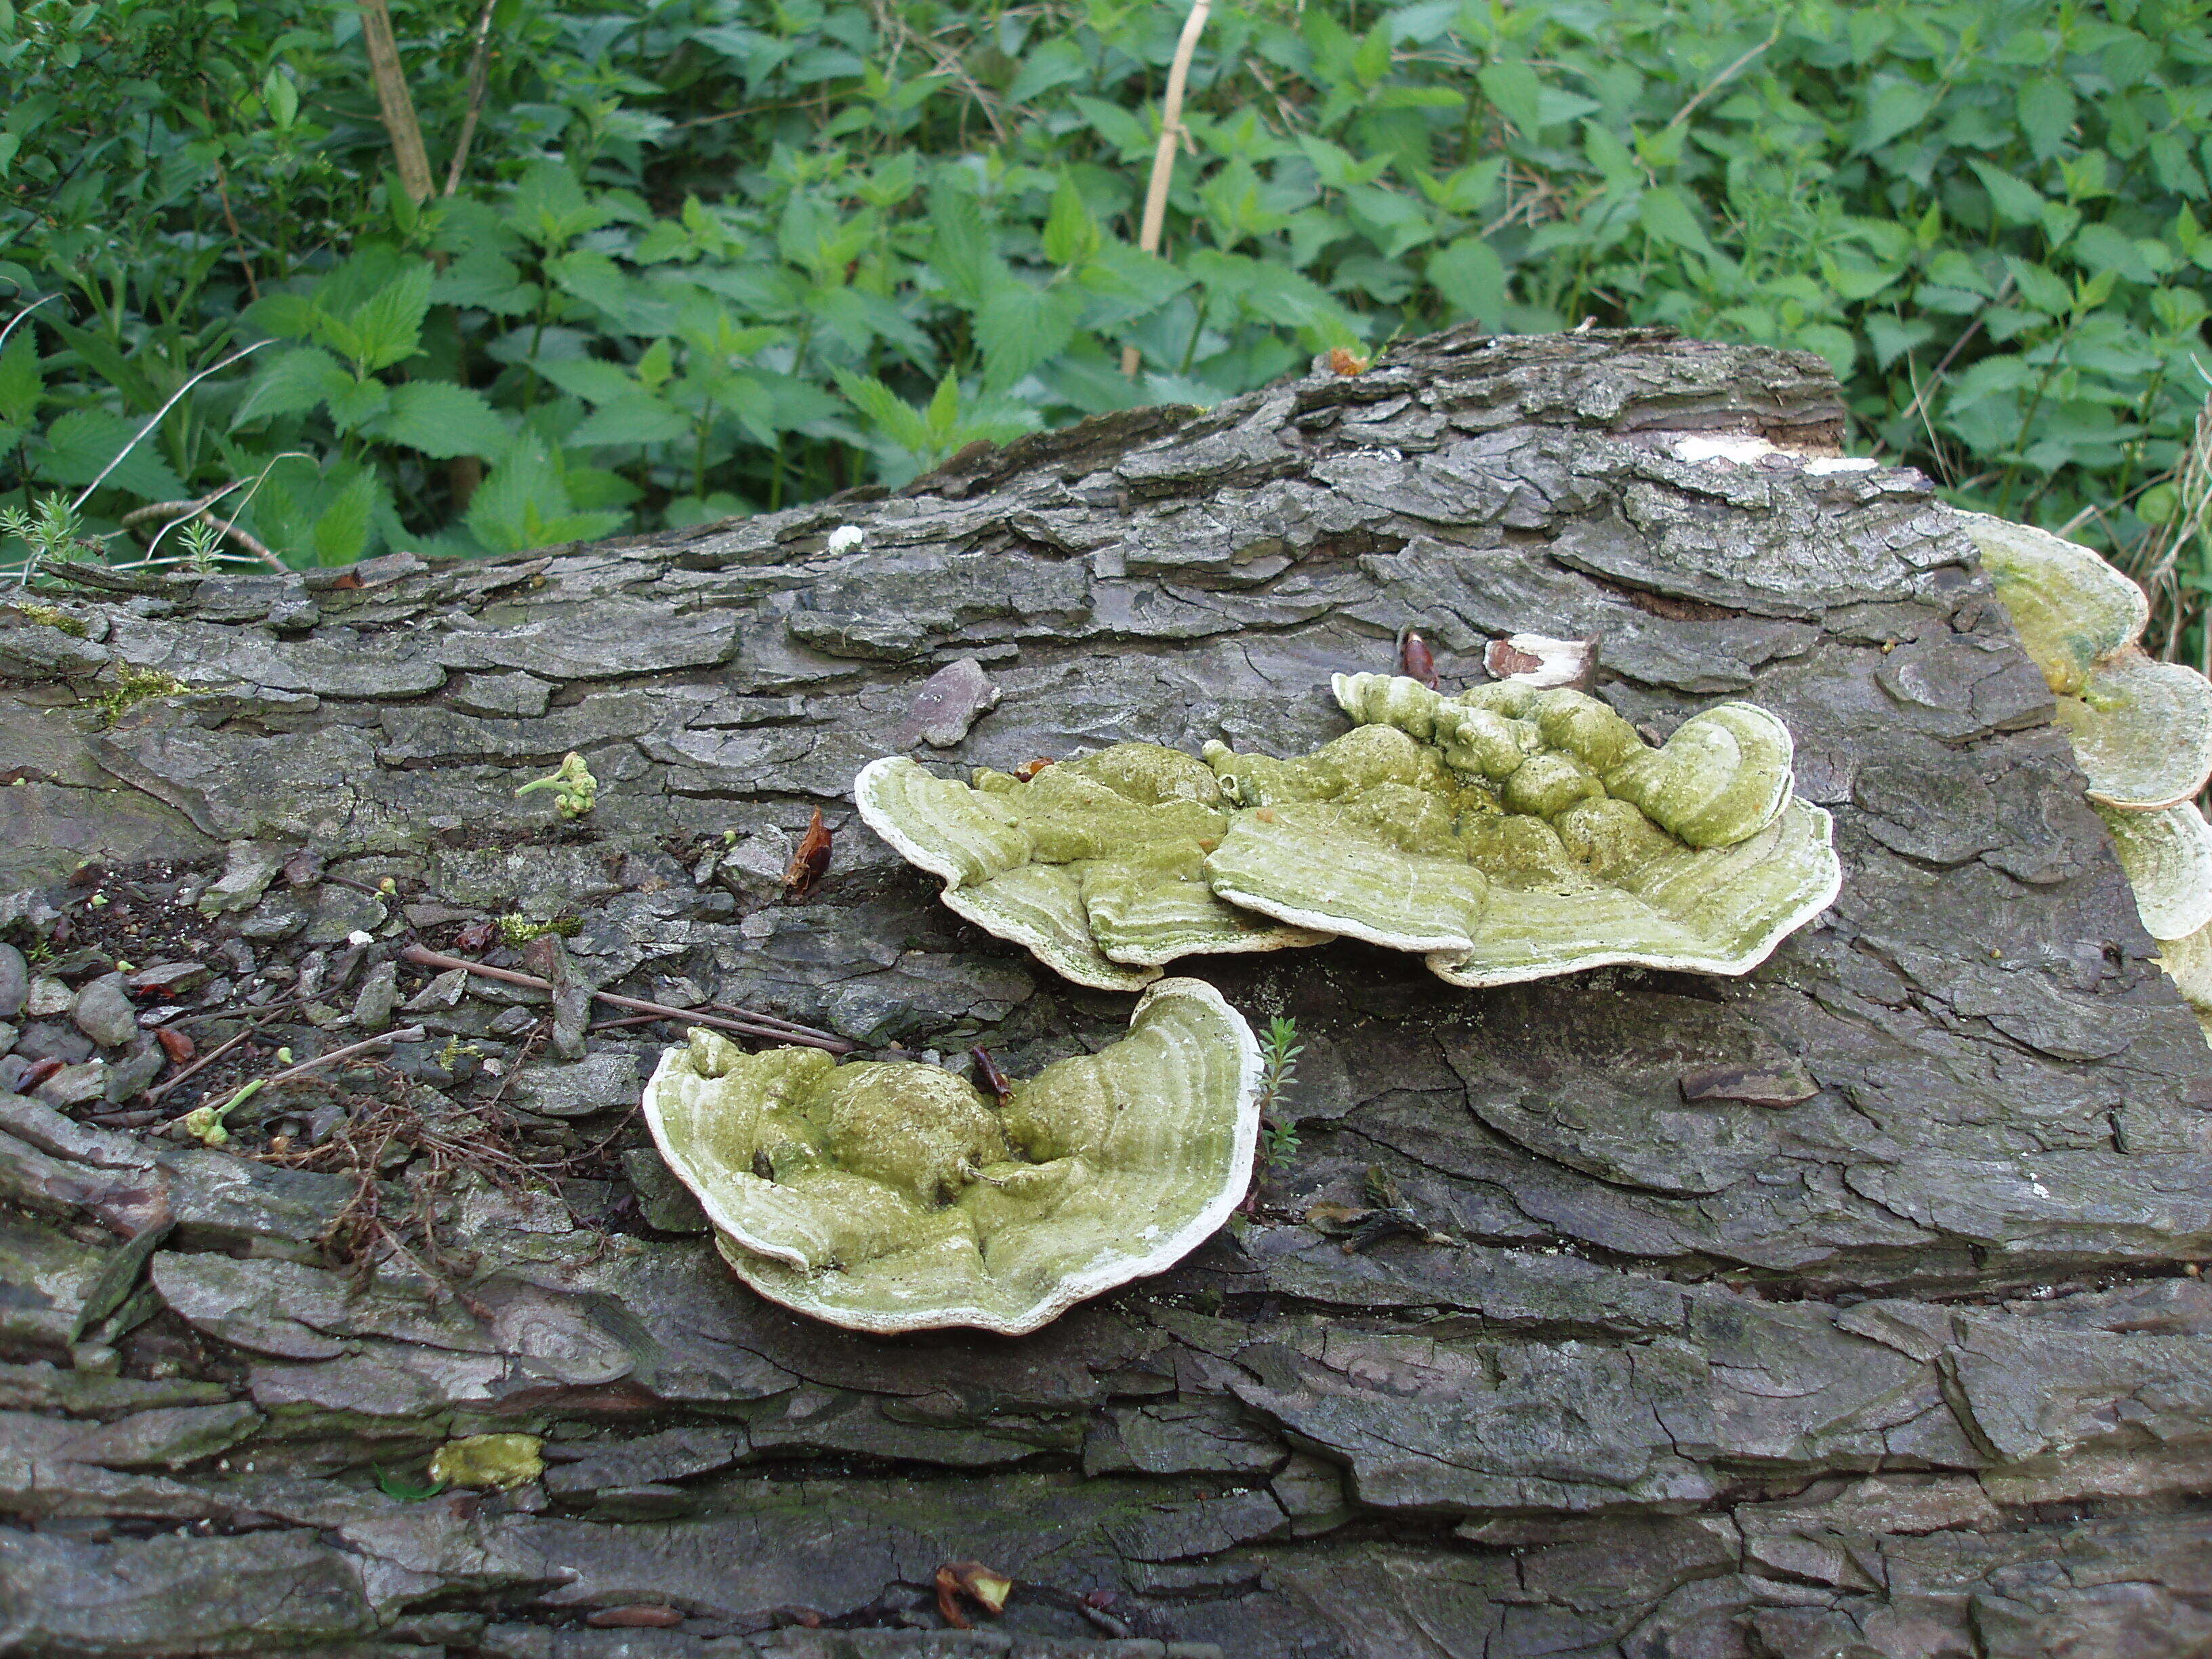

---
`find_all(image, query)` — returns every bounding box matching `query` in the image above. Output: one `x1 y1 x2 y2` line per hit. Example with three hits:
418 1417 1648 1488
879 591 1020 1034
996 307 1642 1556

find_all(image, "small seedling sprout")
514 752 597 818
1256 1014 1304 1170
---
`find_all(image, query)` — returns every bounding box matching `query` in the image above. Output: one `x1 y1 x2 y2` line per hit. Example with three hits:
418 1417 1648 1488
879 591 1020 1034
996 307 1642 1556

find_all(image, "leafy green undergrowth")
1 0 2209 640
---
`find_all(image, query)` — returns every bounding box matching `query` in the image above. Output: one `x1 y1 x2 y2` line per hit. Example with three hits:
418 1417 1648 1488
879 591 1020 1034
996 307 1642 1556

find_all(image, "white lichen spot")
826 525 865 554
1804 457 1879 475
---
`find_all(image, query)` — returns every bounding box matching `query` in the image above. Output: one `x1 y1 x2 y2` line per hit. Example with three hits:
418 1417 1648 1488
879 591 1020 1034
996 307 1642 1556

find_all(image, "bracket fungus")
1203 674 1841 987
858 675 1839 991
854 745 1328 991
1969 514 2212 1041
642 978 1263 1334
1966 514 2212 811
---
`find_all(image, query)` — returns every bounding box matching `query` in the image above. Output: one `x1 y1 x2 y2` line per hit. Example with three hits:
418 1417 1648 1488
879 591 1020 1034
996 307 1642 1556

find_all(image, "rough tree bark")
1 328 2209 1659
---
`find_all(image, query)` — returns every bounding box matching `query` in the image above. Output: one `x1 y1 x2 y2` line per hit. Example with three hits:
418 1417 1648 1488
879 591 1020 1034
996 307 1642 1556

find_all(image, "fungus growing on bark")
1968 514 2212 1042
642 978 1263 1335
853 744 1327 991
1202 674 1841 987
1967 514 2212 810
859 679 1837 991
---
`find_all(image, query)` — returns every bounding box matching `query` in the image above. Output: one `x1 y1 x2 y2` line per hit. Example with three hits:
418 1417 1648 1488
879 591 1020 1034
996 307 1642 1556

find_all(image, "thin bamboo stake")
1122 0 1212 379
359 1 436 205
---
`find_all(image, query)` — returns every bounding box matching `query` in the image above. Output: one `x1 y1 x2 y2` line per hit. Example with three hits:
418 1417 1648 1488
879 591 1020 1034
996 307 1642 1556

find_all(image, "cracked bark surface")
3 327 2211 1658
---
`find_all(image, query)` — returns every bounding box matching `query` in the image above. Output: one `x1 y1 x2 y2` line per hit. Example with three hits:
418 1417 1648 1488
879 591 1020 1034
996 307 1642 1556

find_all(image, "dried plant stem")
398 945 854 1052
120 489 285 572
359 1 435 205
144 1006 291 1105
1122 0 1213 378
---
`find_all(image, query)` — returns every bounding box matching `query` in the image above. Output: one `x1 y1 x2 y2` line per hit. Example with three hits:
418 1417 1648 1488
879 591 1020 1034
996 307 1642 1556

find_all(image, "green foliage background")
2 0 2209 628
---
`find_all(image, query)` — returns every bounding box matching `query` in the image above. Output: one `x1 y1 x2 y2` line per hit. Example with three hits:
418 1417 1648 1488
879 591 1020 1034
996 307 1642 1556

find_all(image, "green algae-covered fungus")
1201 674 1841 987
427 1433 545 1491
1967 513 2212 811
642 979 1263 1335
854 745 1328 991
2095 801 2212 945
858 680 1838 991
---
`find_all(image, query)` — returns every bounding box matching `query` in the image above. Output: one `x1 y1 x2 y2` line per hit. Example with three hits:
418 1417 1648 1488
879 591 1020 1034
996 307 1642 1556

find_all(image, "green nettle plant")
0 0 2207 647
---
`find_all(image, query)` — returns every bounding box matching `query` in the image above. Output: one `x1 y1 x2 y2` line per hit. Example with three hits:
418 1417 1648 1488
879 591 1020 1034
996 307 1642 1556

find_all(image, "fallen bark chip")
584 1607 684 1629
1677 1061 1820 1107
1483 632 1597 689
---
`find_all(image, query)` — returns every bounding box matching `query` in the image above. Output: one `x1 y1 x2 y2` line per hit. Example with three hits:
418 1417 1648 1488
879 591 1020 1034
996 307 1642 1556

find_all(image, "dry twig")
398 945 854 1051
444 0 501 197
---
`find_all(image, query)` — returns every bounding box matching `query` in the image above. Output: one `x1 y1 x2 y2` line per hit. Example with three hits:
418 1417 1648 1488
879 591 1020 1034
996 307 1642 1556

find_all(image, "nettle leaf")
1856 79 1935 154
432 247 537 316
508 160 616 249
1007 38 1086 104
533 356 640 407
1970 161 2046 227
233 346 349 425
567 394 689 447
2018 77 2077 164
1638 188 1717 260
974 276 1085 391
1297 134 1391 192
1042 176 1100 269
0 331 42 426
375 382 510 459
310 466 381 566
315 373 382 433
2071 222 2156 283
1866 314 1937 368
1477 60 1544 137
832 369 934 453
32 409 186 503
1344 184 1434 260
466 436 623 554
1076 243 1192 331
2004 256 2073 314
1070 95 1151 159
928 180 1000 309
1429 236 1509 325
339 263 434 373
244 291 321 342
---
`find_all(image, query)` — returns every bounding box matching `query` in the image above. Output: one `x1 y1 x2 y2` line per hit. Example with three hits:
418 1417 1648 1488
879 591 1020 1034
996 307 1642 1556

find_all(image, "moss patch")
91 665 188 725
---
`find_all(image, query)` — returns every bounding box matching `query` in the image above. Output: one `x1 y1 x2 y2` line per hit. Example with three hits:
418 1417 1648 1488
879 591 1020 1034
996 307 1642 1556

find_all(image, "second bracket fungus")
1204 675 1841 987
642 979 1262 1335
854 745 1328 991
1967 513 2212 811
1968 512 2212 1043
858 675 1840 991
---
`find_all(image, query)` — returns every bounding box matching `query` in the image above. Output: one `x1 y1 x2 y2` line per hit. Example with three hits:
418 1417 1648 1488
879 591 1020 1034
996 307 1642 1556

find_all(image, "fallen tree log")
1 326 2209 1658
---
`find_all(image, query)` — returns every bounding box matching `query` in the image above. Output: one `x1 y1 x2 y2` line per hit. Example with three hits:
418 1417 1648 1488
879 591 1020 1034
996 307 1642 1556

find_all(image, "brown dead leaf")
783 808 832 898
935 1560 1013 1627
155 1027 194 1066
1013 757 1055 781
1399 630 1438 689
